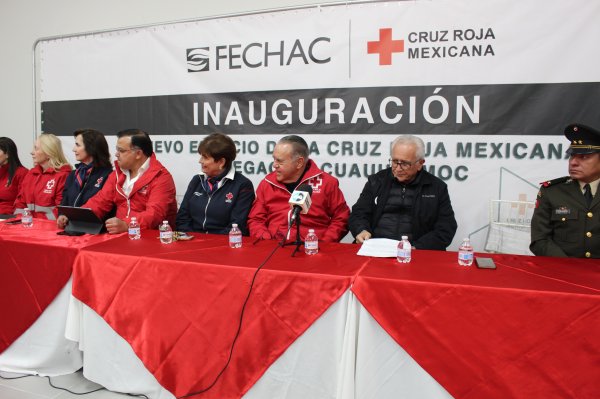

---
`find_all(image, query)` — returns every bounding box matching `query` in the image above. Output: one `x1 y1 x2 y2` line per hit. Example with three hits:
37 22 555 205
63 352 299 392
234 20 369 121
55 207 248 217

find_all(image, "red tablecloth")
352 250 600 399
0 219 116 353
72 235 369 398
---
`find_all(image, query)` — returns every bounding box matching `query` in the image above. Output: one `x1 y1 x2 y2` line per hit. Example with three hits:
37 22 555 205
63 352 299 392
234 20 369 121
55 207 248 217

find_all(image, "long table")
67 234 600 398
3 225 599 397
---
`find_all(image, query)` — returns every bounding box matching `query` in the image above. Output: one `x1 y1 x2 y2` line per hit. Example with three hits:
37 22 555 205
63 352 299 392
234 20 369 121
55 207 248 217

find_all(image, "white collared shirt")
198 167 236 190
122 157 150 197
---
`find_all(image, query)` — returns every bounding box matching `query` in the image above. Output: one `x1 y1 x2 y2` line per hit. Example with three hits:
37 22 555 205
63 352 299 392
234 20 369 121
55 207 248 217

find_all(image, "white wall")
0 0 322 167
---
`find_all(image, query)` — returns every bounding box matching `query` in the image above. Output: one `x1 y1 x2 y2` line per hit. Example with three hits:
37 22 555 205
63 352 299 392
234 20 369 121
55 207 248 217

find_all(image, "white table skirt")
65 290 450 399
0 278 83 376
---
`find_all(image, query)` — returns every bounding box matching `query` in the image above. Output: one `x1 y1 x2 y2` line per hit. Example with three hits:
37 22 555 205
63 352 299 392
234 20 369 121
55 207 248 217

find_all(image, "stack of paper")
356 238 400 257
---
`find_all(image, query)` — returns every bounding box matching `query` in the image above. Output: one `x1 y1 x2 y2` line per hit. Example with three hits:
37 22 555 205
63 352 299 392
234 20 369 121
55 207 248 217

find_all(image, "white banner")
36 0 600 251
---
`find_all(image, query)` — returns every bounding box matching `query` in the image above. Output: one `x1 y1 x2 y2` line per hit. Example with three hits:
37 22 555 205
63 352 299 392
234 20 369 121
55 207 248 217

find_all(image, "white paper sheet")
356 238 400 258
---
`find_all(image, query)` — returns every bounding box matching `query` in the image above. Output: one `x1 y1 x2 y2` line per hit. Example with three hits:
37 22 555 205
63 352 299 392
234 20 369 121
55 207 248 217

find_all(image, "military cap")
565 123 600 154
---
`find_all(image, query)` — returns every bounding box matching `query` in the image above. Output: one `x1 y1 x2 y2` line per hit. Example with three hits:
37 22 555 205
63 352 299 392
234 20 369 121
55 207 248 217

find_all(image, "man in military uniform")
530 123 600 258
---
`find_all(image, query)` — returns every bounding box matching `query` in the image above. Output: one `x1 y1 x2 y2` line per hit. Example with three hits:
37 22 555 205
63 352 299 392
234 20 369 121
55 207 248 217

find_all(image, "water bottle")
128 217 141 240
458 238 474 266
397 235 412 263
22 208 33 228
159 220 173 244
304 229 319 255
229 223 242 248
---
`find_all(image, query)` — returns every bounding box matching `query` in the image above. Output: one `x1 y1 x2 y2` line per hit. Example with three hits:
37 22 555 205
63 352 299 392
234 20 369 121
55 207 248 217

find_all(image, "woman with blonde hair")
14 133 72 220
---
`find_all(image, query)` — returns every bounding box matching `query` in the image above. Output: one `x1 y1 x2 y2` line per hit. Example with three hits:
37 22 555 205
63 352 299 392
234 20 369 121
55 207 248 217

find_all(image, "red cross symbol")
367 28 404 65
308 176 323 193
511 193 534 216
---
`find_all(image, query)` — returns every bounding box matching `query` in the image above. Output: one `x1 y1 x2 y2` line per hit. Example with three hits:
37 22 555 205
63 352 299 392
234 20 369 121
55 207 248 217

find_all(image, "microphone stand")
283 213 303 257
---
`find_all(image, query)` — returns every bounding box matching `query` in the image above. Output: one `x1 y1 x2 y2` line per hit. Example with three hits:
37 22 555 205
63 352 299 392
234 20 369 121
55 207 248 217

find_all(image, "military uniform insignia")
540 176 570 188
554 206 571 215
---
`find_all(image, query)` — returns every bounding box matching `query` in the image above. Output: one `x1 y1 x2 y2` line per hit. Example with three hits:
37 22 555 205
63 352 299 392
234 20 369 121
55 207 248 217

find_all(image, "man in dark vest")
349 134 457 250
530 124 600 258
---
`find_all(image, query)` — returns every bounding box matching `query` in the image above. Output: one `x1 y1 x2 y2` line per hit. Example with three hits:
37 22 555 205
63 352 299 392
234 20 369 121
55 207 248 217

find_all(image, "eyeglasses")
389 158 420 170
116 147 138 154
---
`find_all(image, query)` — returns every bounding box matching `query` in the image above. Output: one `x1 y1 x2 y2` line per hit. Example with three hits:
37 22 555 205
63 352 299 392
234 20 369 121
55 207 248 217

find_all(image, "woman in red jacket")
0 137 28 215
14 133 72 220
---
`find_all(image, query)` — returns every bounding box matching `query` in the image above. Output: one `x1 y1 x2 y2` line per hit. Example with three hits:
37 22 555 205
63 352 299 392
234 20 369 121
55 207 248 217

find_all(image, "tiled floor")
0 370 133 399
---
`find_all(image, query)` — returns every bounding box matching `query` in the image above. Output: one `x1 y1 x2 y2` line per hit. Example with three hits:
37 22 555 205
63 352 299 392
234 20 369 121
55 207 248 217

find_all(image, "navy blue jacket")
176 168 255 235
60 164 113 207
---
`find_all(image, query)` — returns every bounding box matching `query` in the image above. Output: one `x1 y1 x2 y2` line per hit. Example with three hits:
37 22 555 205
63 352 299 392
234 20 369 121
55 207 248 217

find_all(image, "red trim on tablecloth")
352 249 600 399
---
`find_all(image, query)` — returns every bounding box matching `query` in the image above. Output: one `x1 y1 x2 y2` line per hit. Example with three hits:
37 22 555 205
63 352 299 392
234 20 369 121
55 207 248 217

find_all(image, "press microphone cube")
289 190 312 214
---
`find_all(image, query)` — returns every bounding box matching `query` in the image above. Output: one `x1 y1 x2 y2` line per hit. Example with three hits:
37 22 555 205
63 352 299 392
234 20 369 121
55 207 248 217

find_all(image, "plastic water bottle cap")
232 223 238 227
401 235 408 240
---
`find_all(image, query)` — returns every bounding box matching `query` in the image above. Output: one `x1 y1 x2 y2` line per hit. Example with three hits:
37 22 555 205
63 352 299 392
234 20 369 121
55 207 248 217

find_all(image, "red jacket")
14 164 71 219
0 164 28 214
85 154 177 229
248 161 350 242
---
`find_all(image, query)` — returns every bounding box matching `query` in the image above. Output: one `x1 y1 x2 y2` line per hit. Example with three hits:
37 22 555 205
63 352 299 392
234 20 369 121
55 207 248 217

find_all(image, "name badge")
554 207 571 215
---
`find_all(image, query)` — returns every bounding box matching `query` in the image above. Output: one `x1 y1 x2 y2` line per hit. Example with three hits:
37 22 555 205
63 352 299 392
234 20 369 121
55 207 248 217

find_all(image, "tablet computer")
57 206 104 235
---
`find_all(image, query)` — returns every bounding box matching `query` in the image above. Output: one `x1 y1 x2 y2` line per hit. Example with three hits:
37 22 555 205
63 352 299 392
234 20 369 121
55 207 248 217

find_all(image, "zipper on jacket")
73 178 90 207
201 177 228 232
202 194 212 231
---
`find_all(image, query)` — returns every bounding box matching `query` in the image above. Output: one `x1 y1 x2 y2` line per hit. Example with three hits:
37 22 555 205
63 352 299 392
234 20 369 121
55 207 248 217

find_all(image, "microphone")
288 184 313 226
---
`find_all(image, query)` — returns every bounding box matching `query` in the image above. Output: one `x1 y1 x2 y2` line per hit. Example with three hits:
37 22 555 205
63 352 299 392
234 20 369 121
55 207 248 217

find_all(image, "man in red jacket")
68 129 177 234
248 135 350 242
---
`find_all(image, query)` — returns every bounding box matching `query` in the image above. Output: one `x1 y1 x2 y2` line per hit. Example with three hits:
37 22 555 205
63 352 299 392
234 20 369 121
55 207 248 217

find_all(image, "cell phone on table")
475 257 496 269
